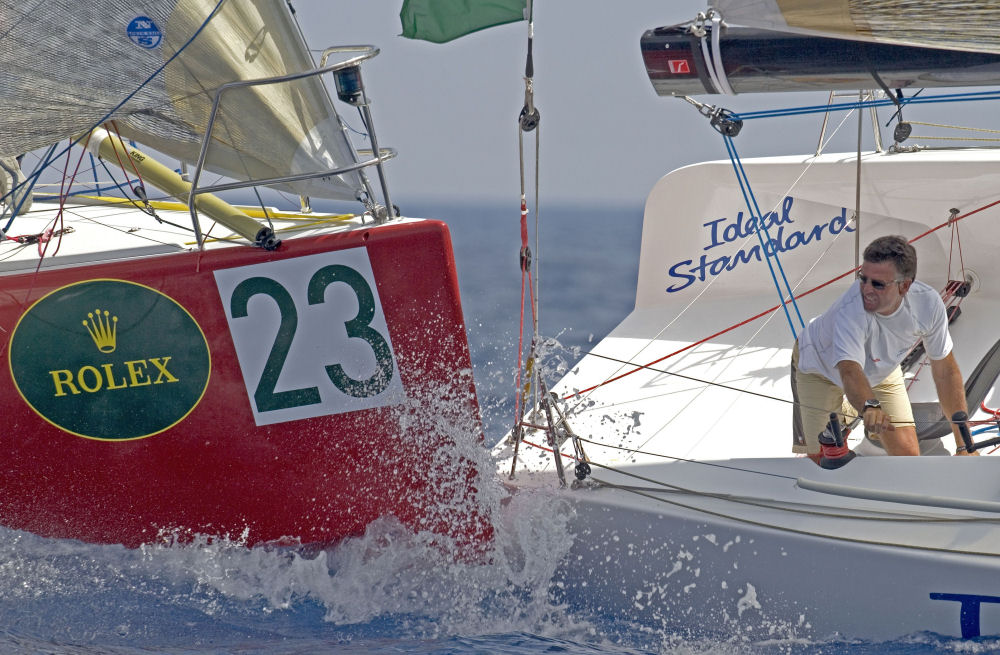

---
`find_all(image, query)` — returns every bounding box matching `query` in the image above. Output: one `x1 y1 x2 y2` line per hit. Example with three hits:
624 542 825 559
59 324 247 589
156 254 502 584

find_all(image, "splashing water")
2 335 1000 654
0 481 586 653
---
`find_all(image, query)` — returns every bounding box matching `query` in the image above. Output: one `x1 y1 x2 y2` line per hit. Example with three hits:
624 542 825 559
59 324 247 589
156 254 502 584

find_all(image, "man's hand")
837 359 917 454
862 406 896 435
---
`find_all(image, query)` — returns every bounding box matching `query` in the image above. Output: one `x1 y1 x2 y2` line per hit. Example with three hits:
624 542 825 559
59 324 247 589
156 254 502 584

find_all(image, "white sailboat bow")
497 2 1000 642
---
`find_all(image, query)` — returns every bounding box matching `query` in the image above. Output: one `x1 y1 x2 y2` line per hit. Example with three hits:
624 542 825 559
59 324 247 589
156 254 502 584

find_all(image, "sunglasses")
857 273 902 291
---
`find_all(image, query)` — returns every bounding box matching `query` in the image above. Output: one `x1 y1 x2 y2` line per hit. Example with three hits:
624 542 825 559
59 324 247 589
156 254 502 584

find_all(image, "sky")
291 1 757 208
291 1 996 210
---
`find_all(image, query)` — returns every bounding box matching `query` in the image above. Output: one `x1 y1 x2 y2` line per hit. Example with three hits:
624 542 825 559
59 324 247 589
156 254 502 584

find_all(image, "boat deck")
0 196 386 275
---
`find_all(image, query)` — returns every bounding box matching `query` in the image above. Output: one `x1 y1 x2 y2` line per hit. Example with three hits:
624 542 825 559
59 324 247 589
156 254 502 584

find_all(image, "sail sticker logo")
127 16 162 49
665 196 856 293
214 248 404 426
8 280 211 441
668 59 691 74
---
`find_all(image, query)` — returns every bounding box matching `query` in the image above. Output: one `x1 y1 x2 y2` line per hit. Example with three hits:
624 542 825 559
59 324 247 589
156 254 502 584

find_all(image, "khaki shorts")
790 342 915 454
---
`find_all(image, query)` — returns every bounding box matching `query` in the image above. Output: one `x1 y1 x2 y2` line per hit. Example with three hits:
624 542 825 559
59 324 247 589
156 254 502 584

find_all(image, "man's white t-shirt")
796 280 952 388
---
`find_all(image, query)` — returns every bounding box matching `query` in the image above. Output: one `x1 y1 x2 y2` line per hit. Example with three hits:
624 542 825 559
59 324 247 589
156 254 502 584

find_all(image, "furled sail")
642 23 1000 96
0 0 365 201
710 0 1000 55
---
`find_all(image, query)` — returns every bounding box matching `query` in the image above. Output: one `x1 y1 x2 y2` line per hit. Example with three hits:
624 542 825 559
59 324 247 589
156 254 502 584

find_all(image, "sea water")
2 202 998 654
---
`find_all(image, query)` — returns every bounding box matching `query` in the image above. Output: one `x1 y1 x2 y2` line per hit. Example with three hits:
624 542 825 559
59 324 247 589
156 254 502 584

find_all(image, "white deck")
0 195 387 275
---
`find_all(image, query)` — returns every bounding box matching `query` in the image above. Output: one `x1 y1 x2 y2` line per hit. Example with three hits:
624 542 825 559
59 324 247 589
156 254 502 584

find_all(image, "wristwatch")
863 398 881 414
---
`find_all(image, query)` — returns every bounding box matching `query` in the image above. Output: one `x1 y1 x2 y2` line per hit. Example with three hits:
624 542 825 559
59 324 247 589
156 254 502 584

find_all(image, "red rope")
513 197 536 425
567 198 1000 399
44 134 92 259
567 266 856 398
904 280 967 390
106 121 146 193
0 138 92 361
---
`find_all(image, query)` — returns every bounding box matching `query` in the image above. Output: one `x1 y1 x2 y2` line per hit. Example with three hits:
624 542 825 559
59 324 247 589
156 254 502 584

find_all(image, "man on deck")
790 235 974 463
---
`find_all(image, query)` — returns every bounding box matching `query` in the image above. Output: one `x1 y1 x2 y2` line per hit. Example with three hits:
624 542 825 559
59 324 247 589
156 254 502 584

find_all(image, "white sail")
712 0 1000 54
0 0 365 201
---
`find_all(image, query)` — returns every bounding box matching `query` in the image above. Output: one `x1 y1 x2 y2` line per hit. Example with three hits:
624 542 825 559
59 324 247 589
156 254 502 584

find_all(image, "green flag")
400 0 527 43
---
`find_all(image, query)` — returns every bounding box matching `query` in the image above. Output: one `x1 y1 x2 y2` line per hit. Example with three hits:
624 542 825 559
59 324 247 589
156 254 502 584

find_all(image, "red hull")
0 220 488 547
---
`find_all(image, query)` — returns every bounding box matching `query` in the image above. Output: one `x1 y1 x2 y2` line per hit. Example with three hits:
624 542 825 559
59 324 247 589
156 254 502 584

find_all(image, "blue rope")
3 144 57 232
3 0 226 232
732 89 1000 122
705 87 1000 342
971 425 999 436
722 133 805 339
89 154 103 197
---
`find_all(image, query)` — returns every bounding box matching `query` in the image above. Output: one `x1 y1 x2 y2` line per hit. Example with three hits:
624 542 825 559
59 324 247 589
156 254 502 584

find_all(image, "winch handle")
952 411 974 453
829 413 844 447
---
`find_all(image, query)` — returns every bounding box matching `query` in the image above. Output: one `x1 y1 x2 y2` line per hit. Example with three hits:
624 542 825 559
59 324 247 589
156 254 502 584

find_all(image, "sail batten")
0 0 364 202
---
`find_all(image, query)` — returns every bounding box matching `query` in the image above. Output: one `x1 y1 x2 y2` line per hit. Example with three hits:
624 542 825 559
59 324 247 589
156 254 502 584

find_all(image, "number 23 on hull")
0 220 488 549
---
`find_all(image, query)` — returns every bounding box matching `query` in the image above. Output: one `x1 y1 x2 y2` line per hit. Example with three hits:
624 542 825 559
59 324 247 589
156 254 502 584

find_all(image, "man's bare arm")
836 360 895 434
929 352 974 455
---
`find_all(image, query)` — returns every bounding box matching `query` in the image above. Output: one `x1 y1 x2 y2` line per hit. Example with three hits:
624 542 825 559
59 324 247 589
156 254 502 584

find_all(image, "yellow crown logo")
83 309 118 353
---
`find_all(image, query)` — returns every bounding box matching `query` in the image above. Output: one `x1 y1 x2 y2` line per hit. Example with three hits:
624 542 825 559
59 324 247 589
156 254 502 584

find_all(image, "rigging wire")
555 99 862 431
505 199 1000 494
732 89 1000 122
508 0 542 477
3 144 57 233
505 57 1000 482
2 0 227 233
577 349 957 432
721 133 805 338
854 91 864 269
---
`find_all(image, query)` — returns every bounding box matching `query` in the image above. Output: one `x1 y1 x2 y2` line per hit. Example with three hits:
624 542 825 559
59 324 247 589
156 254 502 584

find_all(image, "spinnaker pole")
86 128 277 249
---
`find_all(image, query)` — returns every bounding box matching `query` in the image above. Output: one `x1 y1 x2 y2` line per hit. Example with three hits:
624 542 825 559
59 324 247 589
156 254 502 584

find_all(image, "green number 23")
229 264 395 412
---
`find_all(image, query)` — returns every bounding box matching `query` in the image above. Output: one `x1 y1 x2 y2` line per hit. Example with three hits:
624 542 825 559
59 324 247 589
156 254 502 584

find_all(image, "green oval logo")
9 279 211 441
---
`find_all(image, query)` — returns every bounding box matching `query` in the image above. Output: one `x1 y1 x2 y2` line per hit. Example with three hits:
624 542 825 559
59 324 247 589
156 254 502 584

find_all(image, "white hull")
498 149 1000 640
521 457 1000 640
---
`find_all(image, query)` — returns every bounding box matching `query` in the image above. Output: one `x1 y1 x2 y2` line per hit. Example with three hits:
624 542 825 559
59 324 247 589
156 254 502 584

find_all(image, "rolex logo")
11 280 210 442
83 309 118 353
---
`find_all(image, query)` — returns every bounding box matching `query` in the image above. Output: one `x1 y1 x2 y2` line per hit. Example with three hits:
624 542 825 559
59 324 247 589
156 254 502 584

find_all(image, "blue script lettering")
703 196 796 252
666 197 855 293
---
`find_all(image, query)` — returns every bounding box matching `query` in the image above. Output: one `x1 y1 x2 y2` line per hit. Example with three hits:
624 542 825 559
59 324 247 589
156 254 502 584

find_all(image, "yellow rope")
908 135 1000 142
37 193 355 222
907 121 1000 134
904 121 1000 142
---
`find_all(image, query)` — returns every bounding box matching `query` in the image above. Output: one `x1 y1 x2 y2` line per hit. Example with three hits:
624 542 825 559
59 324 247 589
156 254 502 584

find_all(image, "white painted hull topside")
497 149 1000 640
